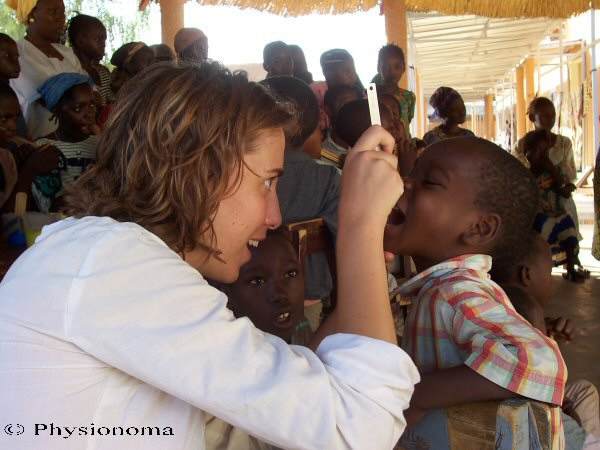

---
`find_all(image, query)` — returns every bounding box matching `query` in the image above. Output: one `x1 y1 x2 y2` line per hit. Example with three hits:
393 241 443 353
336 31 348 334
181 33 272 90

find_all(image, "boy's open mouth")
387 205 406 226
273 309 293 328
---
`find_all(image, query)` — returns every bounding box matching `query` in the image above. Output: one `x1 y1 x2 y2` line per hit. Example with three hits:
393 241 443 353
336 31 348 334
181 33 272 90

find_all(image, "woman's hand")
339 126 403 230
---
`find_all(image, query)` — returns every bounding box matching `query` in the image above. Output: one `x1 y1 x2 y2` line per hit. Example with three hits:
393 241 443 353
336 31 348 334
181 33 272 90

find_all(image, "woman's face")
29 0 66 43
186 128 285 283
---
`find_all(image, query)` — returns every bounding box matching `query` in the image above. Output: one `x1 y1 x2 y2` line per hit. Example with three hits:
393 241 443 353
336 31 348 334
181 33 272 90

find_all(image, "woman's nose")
266 191 282 230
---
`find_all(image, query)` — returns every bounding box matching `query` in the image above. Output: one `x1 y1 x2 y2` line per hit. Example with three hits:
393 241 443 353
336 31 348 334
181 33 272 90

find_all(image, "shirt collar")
399 254 492 297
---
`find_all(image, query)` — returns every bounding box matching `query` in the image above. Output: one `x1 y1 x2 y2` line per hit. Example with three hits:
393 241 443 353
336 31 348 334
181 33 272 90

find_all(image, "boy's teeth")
248 240 259 247
277 312 290 322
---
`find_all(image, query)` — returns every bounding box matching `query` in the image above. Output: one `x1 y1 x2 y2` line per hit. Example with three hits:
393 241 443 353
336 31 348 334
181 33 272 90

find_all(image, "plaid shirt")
400 254 567 406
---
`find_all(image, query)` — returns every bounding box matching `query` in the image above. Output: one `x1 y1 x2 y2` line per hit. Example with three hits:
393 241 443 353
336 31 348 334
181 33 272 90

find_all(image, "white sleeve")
65 228 419 450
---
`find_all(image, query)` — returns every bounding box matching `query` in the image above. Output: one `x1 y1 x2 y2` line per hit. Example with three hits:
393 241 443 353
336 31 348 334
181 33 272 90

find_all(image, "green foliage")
0 3 25 39
0 0 150 63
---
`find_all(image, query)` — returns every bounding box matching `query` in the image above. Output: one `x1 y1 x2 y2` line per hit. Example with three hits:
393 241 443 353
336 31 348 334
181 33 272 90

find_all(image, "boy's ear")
518 264 532 287
263 62 269 73
460 213 501 250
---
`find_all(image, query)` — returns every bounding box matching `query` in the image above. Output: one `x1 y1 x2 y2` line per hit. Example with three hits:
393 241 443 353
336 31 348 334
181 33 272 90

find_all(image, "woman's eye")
249 277 265 286
285 270 298 278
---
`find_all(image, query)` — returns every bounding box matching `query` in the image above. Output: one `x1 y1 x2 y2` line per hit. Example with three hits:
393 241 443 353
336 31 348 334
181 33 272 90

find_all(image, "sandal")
563 270 586 283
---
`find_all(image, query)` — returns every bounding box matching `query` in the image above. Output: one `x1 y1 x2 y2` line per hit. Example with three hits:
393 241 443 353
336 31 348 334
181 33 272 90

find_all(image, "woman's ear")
460 213 501 250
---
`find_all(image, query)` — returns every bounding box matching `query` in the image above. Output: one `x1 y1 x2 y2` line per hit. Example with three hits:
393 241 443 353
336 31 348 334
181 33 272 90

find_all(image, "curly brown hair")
65 62 290 256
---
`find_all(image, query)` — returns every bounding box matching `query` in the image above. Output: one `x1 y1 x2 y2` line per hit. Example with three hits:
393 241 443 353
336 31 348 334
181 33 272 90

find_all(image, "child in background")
110 42 154 82
372 44 415 134
312 49 364 133
515 96 581 243
261 76 340 332
34 73 98 211
150 44 176 63
174 27 208 63
205 230 308 450
288 44 313 85
321 84 362 164
334 99 414 175
423 86 474 145
522 129 587 282
67 14 112 107
388 137 567 445
492 234 600 445
0 83 61 212
0 33 28 139
262 41 294 78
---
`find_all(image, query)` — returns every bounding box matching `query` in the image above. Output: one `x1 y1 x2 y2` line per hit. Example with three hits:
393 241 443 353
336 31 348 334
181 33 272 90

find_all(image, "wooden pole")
524 57 536 132
160 0 185 50
484 94 495 140
383 0 409 90
516 64 527 140
415 70 424 137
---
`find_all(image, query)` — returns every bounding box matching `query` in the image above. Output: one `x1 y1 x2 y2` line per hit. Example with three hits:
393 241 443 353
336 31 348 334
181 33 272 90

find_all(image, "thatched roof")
142 0 600 18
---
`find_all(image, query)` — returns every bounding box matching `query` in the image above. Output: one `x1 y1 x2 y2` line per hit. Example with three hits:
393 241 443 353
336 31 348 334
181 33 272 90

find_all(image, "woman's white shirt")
0 216 419 450
10 39 86 139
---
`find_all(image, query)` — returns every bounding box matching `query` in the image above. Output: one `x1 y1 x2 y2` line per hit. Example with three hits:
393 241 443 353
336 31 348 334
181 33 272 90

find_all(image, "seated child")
522 129 587 283
423 86 474 145
390 137 567 442
0 83 60 212
205 230 309 450
263 41 294 78
34 73 98 211
334 99 414 175
372 44 415 135
68 14 112 108
110 42 154 81
492 234 600 444
0 33 27 139
321 84 363 164
260 75 340 329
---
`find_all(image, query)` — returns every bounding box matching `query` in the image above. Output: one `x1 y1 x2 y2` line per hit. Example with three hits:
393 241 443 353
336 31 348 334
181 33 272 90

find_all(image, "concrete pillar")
484 94 495 141
383 0 408 90
415 70 424 138
516 64 527 140
160 0 185 50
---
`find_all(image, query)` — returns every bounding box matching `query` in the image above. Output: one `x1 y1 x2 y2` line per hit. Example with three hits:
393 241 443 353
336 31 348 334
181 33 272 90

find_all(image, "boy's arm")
410 365 515 411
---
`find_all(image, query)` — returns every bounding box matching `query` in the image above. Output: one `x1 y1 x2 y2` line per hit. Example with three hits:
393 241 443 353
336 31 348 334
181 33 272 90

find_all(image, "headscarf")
36 72 93 111
5 0 38 24
429 86 463 120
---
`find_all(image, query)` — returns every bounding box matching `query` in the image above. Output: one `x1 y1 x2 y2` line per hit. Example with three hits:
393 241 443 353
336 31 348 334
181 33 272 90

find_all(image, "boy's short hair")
335 99 390 148
110 42 149 70
260 76 319 148
0 82 18 101
323 85 362 117
377 44 405 67
67 14 105 47
263 41 287 65
469 138 540 276
429 86 463 120
527 97 555 122
522 129 551 154
320 49 353 68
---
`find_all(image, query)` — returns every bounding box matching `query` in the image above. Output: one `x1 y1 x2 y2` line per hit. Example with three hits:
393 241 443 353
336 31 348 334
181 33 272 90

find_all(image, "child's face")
77 23 106 61
390 141 490 269
0 39 20 80
379 54 405 84
110 69 129 94
533 104 556 131
0 95 21 142
521 236 554 306
525 139 550 168
445 97 467 125
224 234 305 341
329 90 361 121
324 60 359 88
266 48 294 77
58 84 96 129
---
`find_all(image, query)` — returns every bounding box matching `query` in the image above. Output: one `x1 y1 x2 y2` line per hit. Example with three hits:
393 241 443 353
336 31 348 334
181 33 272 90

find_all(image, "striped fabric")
399 254 567 406
96 64 113 106
35 136 98 189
